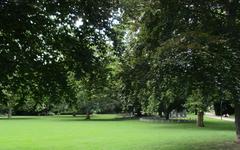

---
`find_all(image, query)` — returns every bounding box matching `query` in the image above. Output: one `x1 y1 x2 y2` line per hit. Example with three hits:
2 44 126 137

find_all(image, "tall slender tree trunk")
158 104 163 117
135 108 142 117
158 110 163 118
226 0 240 143
165 111 170 120
72 112 76 117
194 109 198 115
197 111 204 127
235 102 240 143
8 108 12 119
85 111 90 120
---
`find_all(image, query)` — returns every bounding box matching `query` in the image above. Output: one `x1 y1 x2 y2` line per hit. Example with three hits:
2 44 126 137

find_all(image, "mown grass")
0 114 239 150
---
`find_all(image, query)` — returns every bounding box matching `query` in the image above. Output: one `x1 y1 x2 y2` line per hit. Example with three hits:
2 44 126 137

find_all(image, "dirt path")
205 113 235 122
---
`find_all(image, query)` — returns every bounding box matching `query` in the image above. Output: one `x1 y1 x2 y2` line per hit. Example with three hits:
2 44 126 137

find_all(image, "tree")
186 89 208 127
120 0 240 136
0 0 119 117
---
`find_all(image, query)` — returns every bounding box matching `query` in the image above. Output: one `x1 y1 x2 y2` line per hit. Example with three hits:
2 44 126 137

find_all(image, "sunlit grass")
0 114 239 150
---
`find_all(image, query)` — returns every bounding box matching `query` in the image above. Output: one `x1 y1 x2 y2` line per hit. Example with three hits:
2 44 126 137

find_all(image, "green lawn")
0 114 239 150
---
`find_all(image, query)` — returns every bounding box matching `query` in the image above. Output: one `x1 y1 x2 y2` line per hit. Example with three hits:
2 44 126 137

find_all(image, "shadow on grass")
56 116 234 132
155 120 235 131
0 117 37 120
179 141 240 150
203 121 235 131
58 117 137 122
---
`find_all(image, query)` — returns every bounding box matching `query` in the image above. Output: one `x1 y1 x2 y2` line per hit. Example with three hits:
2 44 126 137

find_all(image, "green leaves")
186 89 206 113
0 0 119 114
119 0 240 116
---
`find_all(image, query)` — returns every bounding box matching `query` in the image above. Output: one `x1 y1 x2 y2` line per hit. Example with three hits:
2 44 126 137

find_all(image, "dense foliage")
1 0 240 143
0 0 120 117
118 0 240 141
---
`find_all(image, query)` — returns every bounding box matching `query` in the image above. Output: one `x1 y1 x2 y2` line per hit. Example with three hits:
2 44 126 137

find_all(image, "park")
0 114 239 150
1 0 240 150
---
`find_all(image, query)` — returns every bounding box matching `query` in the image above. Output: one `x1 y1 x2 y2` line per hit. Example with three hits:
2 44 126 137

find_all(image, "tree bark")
197 111 204 127
8 108 12 119
235 102 240 143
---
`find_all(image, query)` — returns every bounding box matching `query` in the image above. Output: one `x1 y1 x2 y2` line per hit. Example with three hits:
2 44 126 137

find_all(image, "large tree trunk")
197 111 204 127
235 102 240 143
8 108 12 119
